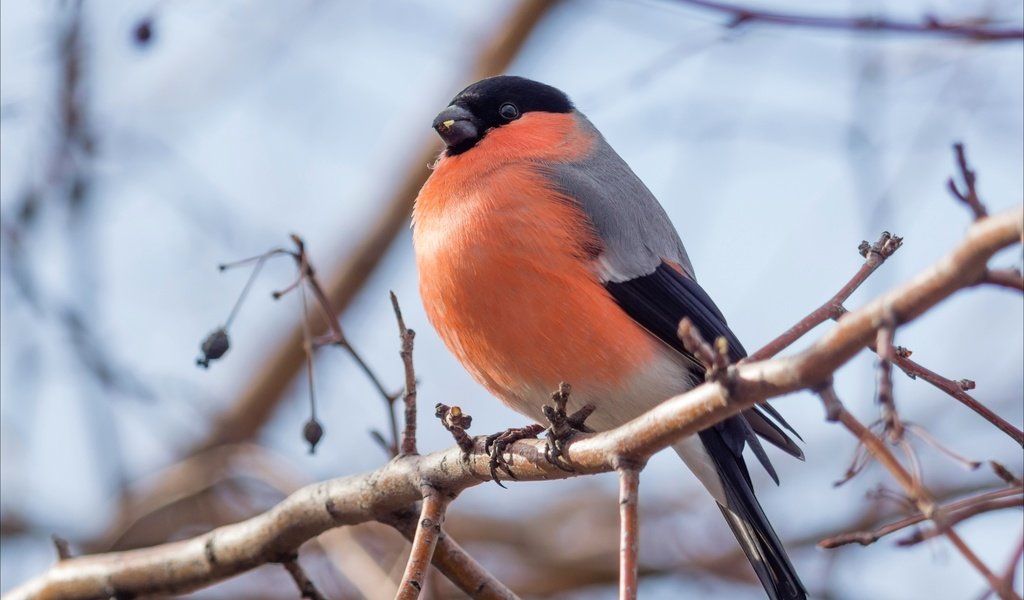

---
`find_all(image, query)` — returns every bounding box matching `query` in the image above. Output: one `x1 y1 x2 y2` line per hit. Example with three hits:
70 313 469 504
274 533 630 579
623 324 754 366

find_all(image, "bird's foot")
484 424 545 487
541 382 595 472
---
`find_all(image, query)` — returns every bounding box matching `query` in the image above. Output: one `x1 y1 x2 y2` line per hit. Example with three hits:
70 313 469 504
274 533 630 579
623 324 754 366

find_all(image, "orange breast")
413 114 663 410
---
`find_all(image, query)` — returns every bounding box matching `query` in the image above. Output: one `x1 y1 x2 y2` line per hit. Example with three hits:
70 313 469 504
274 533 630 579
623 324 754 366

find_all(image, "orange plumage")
413 75 806 600
414 112 667 421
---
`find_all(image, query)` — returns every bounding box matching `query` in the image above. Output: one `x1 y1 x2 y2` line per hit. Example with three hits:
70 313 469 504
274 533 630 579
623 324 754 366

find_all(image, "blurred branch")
9 205 1021 600
984 268 1024 292
948 142 987 220
281 557 326 600
819 483 1023 549
194 0 560 453
675 0 1024 41
826 398 1016 599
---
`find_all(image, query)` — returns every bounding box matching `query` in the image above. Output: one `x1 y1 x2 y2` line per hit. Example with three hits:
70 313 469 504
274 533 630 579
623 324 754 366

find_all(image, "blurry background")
1 1 1022 598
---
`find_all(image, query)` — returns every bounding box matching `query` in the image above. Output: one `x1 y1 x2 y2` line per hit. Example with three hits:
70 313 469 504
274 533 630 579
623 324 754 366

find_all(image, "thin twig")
874 319 903 441
213 235 401 450
892 353 1024 447
896 496 1024 546
991 461 1022 486
298 282 323 453
398 492 450 600
903 424 981 471
826 392 1012 598
820 486 1023 548
51 535 72 560
281 558 327 600
617 466 641 600
749 231 902 361
391 292 418 456
748 225 1021 446
436 403 475 455
675 0 1024 41
386 511 519 600
983 268 1024 292
948 142 988 220
1002 536 1024 597
221 253 270 329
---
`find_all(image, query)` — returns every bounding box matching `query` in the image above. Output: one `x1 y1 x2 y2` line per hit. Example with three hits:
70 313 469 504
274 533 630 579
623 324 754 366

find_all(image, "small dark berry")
134 19 154 46
304 419 324 453
197 328 230 368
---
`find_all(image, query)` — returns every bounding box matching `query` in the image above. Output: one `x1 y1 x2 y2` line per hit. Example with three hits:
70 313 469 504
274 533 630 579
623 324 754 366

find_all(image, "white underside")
507 343 729 506
672 436 727 505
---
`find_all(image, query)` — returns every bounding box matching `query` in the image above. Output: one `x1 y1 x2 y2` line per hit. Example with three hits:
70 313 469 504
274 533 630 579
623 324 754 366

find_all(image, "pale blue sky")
2 1 1022 597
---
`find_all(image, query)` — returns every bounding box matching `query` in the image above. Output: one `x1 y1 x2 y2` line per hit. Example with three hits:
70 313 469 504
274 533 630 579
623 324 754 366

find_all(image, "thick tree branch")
9 206 1020 600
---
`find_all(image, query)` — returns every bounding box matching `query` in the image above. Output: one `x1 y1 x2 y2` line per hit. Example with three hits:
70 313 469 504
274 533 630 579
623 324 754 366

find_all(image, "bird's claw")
482 383 595 485
541 382 594 472
484 425 545 487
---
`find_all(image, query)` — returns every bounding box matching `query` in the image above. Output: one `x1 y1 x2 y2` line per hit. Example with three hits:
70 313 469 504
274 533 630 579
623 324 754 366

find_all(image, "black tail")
699 428 807 600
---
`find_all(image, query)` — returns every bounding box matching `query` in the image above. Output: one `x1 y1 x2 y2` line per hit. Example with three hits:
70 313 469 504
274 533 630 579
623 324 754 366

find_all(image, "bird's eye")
499 102 520 121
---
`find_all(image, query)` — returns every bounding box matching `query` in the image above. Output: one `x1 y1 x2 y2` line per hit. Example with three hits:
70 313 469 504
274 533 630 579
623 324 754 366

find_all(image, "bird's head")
432 75 574 156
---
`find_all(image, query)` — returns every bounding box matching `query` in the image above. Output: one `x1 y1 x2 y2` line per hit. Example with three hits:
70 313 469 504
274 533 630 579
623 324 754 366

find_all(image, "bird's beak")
432 104 478 149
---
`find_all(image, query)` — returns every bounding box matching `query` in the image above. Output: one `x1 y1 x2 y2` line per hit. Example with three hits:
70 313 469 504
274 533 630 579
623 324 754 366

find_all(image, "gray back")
543 114 694 282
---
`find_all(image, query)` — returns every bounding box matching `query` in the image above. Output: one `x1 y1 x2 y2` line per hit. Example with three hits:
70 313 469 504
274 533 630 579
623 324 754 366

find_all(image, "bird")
412 75 807 600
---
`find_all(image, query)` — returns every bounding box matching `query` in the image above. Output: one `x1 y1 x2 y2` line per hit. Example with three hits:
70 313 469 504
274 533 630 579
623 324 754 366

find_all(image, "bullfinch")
413 75 806 600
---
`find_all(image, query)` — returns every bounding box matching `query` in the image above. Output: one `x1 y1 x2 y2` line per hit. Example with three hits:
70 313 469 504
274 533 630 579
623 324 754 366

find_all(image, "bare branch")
51 535 72 561
893 353 1024 446
676 0 1024 41
392 292 418 456
397 492 450 600
896 496 1024 546
874 319 903 442
9 206 1020 600
386 512 518 600
748 222 1022 446
983 268 1024 292
435 404 475 455
827 396 1013 598
617 467 641 600
749 231 902 361
281 558 327 600
820 486 1023 548
948 142 988 220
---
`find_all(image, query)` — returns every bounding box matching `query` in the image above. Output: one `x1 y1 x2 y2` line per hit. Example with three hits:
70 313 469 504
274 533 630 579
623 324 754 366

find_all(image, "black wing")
605 262 803 479
606 262 808 600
